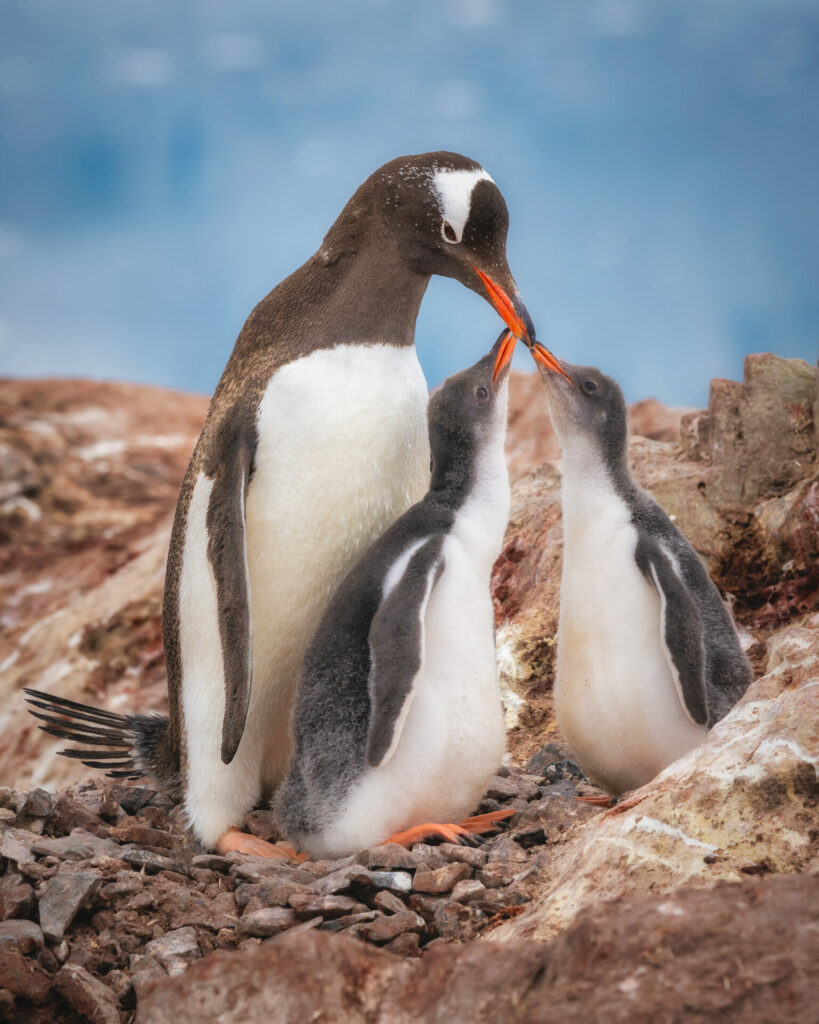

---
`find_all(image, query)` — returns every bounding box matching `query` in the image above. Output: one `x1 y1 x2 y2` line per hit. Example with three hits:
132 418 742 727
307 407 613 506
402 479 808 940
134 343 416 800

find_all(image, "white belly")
556 498 706 794
179 343 430 848
314 530 506 858
244 343 431 786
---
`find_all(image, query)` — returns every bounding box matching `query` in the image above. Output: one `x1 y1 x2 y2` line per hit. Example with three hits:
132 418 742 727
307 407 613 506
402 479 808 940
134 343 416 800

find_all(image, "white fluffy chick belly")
311 538 506 858
556 521 706 794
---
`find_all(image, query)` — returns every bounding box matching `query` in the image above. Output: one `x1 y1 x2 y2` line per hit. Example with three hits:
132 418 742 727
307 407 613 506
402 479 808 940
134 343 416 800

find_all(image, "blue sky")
0 0 817 406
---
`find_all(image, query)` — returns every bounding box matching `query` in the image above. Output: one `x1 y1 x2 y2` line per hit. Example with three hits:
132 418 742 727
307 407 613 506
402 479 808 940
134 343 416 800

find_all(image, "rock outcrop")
1 353 817 1022
136 875 818 1024
0 379 207 789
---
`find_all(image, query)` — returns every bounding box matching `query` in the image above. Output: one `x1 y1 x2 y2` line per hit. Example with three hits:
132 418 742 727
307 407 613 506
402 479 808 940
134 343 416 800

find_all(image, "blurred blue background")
1 0 817 406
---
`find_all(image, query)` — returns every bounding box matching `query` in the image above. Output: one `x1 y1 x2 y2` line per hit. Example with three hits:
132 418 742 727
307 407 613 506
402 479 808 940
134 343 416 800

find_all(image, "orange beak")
473 267 532 343
532 342 574 385
492 330 517 385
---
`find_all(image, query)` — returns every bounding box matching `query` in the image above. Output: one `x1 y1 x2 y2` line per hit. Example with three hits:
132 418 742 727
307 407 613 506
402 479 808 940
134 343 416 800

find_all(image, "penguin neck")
428 429 475 507
428 406 511 556
297 234 430 348
558 433 635 541
326 241 430 346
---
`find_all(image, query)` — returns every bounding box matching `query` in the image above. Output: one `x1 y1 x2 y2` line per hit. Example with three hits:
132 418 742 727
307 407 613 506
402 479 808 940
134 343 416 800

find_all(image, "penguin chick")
274 332 520 858
531 345 752 795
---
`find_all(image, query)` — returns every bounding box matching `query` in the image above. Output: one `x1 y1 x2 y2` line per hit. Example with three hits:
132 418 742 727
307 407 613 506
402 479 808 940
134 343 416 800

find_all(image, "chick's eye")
476 386 488 401
583 380 598 394
442 220 458 243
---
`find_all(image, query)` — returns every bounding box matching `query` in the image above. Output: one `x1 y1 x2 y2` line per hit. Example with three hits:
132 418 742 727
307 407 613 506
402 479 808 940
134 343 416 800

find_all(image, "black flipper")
365 535 445 768
202 406 257 765
634 536 709 726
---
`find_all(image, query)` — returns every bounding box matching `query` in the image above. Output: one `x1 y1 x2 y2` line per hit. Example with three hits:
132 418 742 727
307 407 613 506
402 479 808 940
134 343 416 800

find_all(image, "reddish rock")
432 899 480 942
490 622 819 945
373 890 407 914
435 844 487 868
237 907 297 939
287 893 365 920
412 862 471 895
320 910 379 934
0 918 43 952
0 377 206 791
450 879 486 904
356 910 425 944
137 930 412 1023
0 949 52 1004
706 353 816 508
365 843 421 871
55 963 121 1024
0 880 34 920
38 870 102 941
136 876 818 1023
109 822 181 849
383 931 421 957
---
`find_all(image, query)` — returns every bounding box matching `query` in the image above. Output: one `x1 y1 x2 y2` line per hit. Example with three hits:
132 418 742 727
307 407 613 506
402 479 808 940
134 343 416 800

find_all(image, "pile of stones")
0 750 593 1023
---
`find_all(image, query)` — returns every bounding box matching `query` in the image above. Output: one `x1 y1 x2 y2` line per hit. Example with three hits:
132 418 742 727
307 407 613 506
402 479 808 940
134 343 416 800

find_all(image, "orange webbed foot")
215 828 307 861
383 822 482 848
458 808 516 834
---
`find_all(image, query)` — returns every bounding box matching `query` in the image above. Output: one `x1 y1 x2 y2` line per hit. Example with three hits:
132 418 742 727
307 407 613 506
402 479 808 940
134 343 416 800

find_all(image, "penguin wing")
203 408 257 764
365 535 445 768
635 536 709 726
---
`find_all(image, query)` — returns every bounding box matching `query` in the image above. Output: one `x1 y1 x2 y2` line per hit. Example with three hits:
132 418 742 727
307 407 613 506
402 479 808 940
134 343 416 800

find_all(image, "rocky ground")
0 757 593 1023
1 353 817 1022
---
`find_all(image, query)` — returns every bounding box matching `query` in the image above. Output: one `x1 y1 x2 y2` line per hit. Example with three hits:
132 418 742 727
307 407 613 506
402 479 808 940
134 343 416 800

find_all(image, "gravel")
0 751 582 1021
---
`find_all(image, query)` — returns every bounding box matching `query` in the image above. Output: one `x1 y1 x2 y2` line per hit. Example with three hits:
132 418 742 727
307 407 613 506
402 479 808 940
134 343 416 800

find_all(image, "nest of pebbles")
0 752 592 1024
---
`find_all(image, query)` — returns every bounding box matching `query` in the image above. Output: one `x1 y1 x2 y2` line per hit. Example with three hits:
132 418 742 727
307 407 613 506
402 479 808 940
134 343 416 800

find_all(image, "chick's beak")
473 267 534 346
532 342 574 385
492 330 517 385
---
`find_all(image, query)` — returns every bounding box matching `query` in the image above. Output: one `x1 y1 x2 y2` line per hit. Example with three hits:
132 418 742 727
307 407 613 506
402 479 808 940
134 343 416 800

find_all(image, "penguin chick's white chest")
556 459 706 794
245 343 430 779
315 420 511 858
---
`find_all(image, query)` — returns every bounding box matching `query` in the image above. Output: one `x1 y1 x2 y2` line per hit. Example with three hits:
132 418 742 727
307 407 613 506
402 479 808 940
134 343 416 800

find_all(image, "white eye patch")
432 167 493 243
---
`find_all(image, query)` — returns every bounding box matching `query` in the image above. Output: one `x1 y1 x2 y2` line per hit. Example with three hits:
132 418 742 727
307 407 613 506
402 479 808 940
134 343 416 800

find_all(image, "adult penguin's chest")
244 343 431 690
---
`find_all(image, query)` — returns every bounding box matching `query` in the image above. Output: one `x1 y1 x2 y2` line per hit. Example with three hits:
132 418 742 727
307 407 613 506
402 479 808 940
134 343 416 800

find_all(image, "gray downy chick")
531 344 752 795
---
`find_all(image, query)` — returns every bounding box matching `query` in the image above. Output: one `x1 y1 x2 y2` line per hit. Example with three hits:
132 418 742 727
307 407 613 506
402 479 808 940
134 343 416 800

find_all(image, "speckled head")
324 151 535 345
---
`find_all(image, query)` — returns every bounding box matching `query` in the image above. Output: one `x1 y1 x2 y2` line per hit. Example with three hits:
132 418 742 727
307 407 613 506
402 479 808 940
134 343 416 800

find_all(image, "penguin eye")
475 386 489 401
583 380 598 394
441 220 458 243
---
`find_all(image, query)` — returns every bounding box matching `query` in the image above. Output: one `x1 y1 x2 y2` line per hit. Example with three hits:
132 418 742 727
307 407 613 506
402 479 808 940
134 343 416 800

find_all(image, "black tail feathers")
24 688 169 782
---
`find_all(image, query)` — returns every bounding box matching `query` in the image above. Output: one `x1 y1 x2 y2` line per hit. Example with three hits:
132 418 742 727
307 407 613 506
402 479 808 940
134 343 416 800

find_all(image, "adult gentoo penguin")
531 344 752 795
276 331 544 857
24 152 535 857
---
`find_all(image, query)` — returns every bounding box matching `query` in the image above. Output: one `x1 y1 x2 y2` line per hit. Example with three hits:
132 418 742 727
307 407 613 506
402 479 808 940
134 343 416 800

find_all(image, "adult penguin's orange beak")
472 267 534 345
